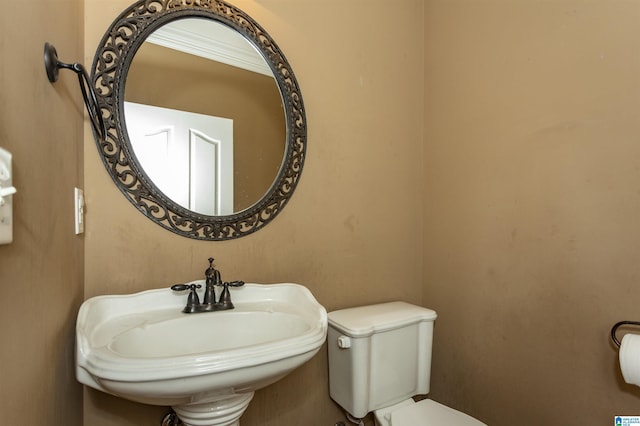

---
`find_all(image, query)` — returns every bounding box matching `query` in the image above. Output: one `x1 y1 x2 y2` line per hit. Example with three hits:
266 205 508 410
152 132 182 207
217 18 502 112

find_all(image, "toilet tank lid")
328 301 437 337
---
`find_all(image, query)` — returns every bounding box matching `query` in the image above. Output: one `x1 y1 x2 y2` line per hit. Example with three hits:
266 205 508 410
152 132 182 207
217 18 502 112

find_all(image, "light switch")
74 187 84 235
0 147 16 245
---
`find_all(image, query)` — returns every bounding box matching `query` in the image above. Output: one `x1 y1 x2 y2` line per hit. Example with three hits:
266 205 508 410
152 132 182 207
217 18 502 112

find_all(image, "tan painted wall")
5 1 638 425
424 1 640 424
83 1 424 425
0 0 84 424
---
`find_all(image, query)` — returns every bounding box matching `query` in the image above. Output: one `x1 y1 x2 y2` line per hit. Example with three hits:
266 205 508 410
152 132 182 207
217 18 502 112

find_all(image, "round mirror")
91 0 306 240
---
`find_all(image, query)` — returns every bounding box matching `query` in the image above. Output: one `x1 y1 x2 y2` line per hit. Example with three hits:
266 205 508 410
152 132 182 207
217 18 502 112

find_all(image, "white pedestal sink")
76 283 327 426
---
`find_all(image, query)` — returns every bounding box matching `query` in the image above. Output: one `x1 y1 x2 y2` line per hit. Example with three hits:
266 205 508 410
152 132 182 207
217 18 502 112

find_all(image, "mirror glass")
90 1 306 240
124 19 286 215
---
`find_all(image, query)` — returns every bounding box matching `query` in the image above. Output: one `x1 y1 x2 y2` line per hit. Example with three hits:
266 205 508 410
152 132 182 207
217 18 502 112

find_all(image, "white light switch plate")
74 187 84 235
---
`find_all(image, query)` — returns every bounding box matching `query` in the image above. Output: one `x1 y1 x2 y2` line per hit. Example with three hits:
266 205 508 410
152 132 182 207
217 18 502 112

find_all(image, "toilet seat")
391 399 487 426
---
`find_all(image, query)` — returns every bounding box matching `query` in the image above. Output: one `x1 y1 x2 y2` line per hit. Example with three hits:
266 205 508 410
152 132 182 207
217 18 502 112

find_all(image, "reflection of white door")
125 102 233 215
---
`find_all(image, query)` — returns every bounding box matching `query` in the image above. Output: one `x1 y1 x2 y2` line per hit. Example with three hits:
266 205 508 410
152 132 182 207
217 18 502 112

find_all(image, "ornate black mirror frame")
91 0 306 240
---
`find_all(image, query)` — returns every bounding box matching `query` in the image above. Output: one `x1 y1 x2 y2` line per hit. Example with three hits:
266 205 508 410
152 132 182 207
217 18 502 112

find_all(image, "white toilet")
327 301 487 426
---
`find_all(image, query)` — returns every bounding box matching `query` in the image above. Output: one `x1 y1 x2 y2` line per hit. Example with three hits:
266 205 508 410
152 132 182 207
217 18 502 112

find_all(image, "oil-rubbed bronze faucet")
202 257 222 309
171 258 245 313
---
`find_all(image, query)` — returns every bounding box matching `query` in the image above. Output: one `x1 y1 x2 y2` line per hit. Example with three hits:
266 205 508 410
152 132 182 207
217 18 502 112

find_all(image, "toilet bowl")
327 302 486 426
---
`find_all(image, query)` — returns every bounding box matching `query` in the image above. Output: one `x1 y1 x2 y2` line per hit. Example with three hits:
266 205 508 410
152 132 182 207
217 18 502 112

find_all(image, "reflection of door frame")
124 101 234 215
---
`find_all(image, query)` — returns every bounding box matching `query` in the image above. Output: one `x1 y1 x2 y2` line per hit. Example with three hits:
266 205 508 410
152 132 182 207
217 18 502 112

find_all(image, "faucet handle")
205 257 222 286
217 281 244 310
170 284 190 291
171 283 202 313
216 280 244 287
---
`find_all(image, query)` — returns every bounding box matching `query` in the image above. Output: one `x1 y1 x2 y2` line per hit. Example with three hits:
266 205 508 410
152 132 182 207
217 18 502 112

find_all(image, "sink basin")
76 283 327 426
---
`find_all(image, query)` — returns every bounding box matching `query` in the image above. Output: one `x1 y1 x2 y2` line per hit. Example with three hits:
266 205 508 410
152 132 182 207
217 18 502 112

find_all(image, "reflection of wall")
0 0 84 425
126 43 285 212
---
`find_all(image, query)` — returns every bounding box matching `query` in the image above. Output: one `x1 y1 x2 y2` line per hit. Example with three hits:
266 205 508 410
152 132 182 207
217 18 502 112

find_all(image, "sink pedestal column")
173 393 254 426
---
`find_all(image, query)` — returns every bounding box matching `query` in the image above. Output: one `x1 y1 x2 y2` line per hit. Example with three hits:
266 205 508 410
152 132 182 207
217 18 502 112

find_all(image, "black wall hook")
43 42 106 141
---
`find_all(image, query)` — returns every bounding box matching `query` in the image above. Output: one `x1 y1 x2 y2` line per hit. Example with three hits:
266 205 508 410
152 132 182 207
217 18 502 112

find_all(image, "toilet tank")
327 302 438 419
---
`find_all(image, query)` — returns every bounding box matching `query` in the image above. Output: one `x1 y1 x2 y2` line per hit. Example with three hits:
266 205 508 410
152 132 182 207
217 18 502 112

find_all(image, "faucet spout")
203 257 220 306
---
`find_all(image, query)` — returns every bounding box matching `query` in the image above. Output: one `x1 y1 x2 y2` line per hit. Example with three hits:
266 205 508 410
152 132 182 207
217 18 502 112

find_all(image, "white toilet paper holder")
611 321 640 347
